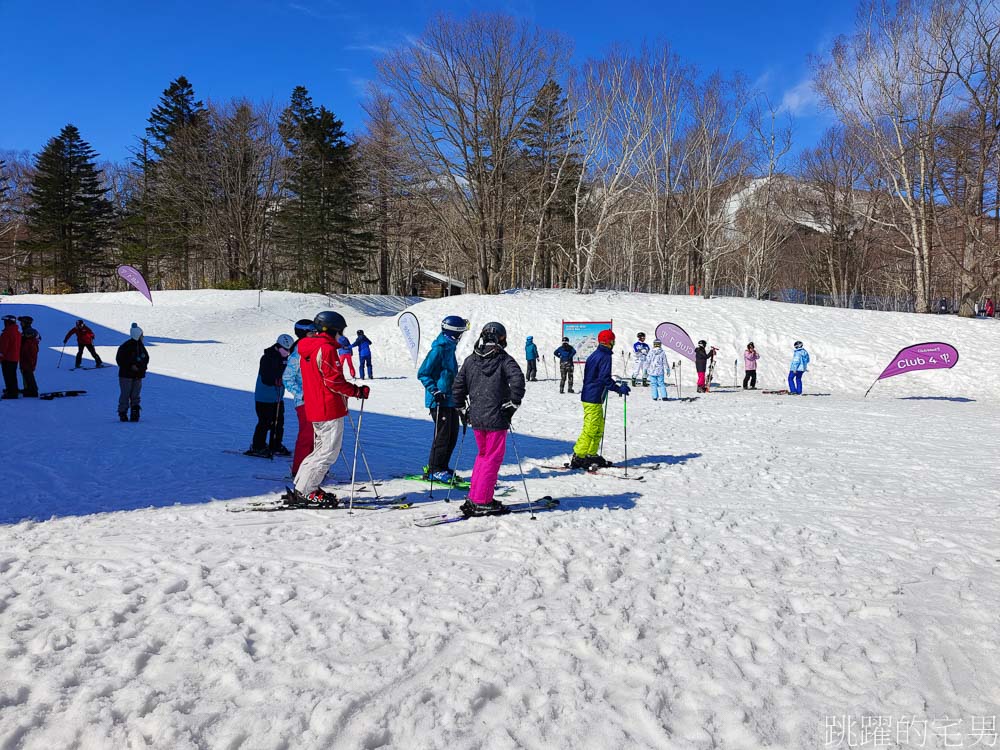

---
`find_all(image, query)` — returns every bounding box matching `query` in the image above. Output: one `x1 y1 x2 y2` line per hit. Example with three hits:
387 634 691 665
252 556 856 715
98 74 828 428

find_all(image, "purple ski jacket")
744 350 760 371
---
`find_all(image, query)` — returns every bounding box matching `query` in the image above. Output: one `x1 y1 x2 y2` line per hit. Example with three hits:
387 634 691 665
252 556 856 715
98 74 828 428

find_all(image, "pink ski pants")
468 429 507 505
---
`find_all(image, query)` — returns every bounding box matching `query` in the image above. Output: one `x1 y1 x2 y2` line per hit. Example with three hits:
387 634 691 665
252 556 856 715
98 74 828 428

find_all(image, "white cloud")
778 78 820 116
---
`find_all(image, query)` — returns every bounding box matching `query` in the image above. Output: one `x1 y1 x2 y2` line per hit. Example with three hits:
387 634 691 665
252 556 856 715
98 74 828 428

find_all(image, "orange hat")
598 329 615 345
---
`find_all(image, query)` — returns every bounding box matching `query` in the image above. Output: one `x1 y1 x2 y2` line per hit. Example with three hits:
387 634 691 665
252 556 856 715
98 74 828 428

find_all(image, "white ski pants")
294 416 345 494
630 353 647 378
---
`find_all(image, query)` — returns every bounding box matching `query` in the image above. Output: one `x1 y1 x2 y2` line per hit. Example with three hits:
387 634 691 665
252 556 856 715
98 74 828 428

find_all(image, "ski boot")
130 406 140 422
119 411 128 422
271 445 291 457
459 499 510 517
588 455 613 468
245 446 273 458
642 379 649 387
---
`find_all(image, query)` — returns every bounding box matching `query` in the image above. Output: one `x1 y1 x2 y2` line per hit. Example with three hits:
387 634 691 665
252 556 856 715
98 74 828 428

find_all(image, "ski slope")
1 289 998 750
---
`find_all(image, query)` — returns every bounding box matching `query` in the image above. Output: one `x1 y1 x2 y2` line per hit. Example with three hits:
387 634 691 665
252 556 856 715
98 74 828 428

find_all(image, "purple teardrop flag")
655 321 696 362
865 342 959 396
117 265 152 304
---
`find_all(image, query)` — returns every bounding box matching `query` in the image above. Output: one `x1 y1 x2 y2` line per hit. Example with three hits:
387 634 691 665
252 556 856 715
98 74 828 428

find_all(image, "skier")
695 340 716 393
646 339 669 401
115 323 149 422
352 329 373 380
571 329 630 470
986 298 996 318
525 336 539 382
336 334 356 378
788 341 810 395
246 333 294 458
452 322 525 516
554 337 577 394
282 319 316 475
743 342 760 390
631 332 650 386
292 310 370 504
63 319 103 369
0 315 21 399
417 315 468 482
17 316 40 398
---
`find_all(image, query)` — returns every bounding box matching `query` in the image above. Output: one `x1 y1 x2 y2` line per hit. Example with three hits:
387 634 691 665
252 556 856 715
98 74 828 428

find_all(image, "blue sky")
0 0 855 163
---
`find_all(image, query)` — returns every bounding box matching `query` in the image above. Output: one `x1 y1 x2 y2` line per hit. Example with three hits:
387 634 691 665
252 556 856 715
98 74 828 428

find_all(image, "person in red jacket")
292 310 370 504
17 316 40 397
63 319 104 369
0 315 22 398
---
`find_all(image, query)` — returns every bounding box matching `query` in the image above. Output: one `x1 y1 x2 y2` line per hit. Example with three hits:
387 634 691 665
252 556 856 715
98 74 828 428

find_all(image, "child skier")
115 323 149 421
788 341 810 395
246 333 294 458
631 332 650 386
452 322 525 516
695 340 716 393
282 319 316 475
17 316 39 398
293 311 369 504
417 315 469 483
525 336 539 382
0 315 21 399
554 337 577 394
646 340 669 400
63 319 103 369
336 334 356 378
571 329 630 470
743 342 760 390
352 329 373 379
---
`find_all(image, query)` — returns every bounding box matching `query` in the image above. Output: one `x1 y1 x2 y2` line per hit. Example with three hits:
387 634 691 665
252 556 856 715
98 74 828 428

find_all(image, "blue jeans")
787 371 803 394
650 374 668 400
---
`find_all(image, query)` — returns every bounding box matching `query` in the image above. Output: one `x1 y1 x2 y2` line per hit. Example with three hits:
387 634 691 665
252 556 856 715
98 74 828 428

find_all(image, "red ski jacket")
0 323 21 363
20 331 39 371
64 324 95 345
298 333 361 422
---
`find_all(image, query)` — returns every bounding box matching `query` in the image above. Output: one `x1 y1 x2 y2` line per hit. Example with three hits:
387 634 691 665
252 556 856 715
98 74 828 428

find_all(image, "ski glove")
501 401 518 423
356 385 371 399
617 384 631 397
431 389 448 404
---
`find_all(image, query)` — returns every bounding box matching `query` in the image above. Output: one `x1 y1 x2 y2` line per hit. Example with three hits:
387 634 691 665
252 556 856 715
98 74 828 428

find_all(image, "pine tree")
146 75 205 158
26 125 114 291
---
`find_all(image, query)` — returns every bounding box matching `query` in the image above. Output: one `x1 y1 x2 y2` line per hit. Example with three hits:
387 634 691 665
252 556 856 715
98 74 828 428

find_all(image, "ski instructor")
570 329 629 470
292 310 370 505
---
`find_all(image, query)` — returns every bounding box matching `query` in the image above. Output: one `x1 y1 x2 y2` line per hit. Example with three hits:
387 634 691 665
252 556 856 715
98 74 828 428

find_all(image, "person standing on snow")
417 315 468 483
631 332 650 386
292 311 370 505
352 330 373 380
788 341 810 395
554 337 577 394
571 329 630 470
452 322 525 517
246 334 294 458
282 319 316 475
646 340 669 401
743 342 760 390
986 298 996 318
336 334 356 378
0 315 21 399
115 323 149 422
694 339 716 393
17 316 40 398
524 336 539 382
63 319 103 369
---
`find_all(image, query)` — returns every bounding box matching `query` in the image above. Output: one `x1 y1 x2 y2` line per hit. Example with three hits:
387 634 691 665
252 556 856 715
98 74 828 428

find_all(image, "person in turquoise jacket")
525 336 539 382
417 315 468 481
787 341 810 395
283 319 315 474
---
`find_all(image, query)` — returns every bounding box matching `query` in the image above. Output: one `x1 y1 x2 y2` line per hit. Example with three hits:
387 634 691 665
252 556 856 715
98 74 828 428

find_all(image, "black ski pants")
560 362 574 392
20 364 37 397
252 401 285 451
427 406 459 473
75 343 102 368
526 360 537 381
742 370 757 389
1 361 19 397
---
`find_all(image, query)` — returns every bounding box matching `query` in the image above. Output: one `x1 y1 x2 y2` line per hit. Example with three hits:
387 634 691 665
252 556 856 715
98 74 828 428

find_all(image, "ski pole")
346 408 380 499
57 345 65 369
599 390 609 456
428 402 441 499
507 425 535 520
348 399 365 514
542 355 550 381
623 393 628 477
446 413 468 504
734 359 738 389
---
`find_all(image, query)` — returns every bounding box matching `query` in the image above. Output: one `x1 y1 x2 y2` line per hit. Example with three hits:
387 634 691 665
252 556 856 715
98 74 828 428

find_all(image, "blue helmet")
441 315 469 339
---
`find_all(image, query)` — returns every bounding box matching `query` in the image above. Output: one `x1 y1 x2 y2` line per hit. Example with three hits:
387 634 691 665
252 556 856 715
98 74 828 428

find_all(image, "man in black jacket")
452 321 525 516
116 323 149 421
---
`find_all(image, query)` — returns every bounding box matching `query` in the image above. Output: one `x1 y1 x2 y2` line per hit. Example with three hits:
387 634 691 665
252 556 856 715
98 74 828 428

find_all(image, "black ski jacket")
116 338 150 379
695 345 715 373
452 347 525 431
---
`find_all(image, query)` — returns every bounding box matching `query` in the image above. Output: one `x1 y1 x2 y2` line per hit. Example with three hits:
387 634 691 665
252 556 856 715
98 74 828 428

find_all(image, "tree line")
1 0 998 314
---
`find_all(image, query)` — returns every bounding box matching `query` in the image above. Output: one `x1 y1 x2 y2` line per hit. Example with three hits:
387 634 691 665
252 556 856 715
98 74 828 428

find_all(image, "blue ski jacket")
789 348 810 372
418 332 459 408
336 336 353 357
553 343 577 363
525 337 538 362
353 335 372 358
282 349 304 408
580 345 625 404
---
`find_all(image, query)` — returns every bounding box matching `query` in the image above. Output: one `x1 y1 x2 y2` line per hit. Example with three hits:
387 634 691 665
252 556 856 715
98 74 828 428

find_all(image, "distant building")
410 270 465 299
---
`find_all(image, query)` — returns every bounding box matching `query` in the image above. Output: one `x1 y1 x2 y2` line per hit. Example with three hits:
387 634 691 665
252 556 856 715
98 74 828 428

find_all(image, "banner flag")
865 341 959 396
562 320 613 364
117 265 153 304
654 321 696 362
398 311 420 368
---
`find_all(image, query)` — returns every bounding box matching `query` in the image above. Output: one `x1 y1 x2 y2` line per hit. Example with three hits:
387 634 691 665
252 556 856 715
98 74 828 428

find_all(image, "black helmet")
356 329 364 335
479 321 507 349
698 339 707 347
747 342 755 348
294 319 315 338
314 310 347 335
562 336 569 343
794 340 803 349
637 332 646 338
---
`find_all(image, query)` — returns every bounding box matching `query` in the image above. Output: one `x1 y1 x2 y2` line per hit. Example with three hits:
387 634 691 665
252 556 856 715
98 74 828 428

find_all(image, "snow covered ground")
1 289 998 749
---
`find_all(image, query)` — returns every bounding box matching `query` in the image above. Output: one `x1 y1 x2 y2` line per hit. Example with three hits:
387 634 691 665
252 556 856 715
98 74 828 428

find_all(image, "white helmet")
276 334 295 350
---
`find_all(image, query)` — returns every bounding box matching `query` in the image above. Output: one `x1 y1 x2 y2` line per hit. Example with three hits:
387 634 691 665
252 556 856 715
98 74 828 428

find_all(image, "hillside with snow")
1 289 998 749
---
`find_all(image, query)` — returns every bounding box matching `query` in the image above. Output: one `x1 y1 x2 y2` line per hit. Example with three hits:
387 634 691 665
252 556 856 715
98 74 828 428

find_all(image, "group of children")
0 315 40 398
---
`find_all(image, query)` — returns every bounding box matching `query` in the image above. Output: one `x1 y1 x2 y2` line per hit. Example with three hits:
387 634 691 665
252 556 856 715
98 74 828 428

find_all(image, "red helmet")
598 329 615 345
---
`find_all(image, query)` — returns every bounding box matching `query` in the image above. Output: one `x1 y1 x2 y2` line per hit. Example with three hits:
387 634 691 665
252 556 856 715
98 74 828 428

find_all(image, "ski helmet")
637 332 646 339
653 339 662 347
698 339 707 347
313 310 347 335
598 329 615 346
356 329 364 335
2 315 15 323
562 336 569 343
747 341 755 349
794 340 803 349
294 319 315 338
276 334 295 351
17 316 32 324
479 321 507 348
441 315 469 338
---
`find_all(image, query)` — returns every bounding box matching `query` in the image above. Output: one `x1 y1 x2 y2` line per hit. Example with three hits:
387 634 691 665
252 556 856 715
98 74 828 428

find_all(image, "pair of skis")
414 497 559 527
227 490 411 513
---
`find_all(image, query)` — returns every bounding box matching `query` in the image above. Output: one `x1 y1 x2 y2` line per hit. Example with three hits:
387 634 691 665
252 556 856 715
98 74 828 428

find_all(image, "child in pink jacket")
742 342 759 390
